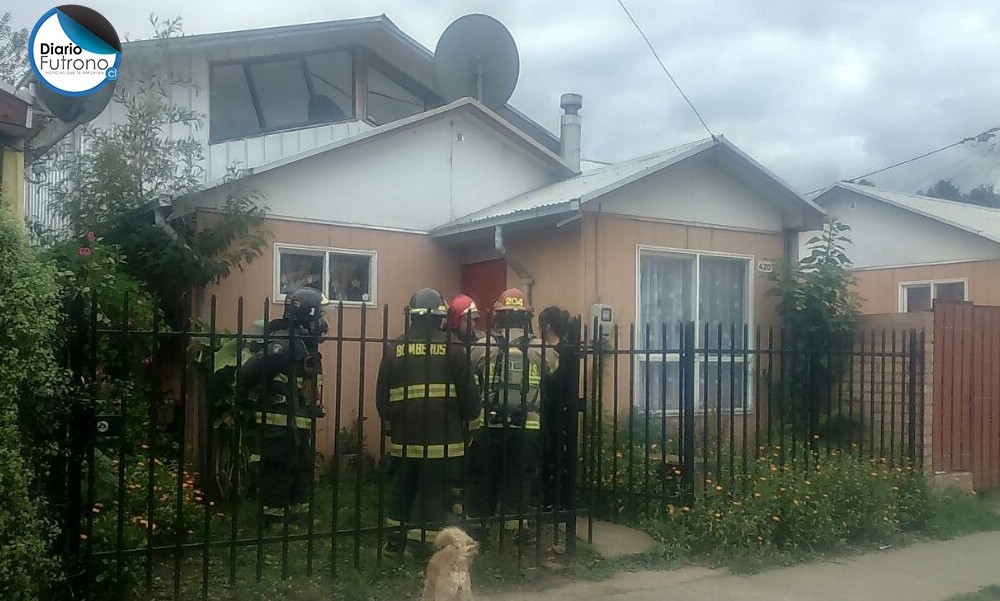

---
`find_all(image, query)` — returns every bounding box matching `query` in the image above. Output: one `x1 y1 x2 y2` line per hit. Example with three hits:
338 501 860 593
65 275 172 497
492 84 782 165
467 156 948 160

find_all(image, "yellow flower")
715 485 723 492
772 515 781 522
753 492 762 498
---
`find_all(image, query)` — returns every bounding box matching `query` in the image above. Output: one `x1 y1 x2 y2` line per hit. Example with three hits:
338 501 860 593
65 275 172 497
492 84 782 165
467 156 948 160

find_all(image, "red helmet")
493 288 531 313
447 294 480 330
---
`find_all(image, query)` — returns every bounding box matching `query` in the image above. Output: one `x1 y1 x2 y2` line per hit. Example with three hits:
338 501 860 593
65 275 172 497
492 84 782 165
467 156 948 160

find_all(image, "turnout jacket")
469 327 560 431
376 324 480 459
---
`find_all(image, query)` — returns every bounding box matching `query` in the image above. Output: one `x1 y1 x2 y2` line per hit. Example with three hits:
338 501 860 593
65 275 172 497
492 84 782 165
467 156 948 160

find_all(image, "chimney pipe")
560 93 582 173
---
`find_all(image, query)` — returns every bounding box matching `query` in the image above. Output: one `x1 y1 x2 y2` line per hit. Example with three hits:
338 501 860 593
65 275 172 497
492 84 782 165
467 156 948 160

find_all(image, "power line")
805 126 1000 195
615 0 715 139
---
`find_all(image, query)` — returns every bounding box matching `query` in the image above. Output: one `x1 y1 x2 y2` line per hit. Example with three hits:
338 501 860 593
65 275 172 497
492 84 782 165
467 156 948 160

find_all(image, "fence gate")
933 300 1000 490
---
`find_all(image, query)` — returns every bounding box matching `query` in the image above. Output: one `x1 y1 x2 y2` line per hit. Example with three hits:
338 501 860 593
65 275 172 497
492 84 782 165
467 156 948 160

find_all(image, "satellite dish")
36 78 116 124
434 14 519 108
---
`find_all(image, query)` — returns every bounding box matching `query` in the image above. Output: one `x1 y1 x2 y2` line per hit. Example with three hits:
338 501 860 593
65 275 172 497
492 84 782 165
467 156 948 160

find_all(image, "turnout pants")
467 427 539 529
386 456 462 550
258 409 315 514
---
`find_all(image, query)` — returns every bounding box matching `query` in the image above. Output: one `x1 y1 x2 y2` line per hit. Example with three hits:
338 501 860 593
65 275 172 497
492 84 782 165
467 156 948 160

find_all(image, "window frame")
898 278 968 313
634 245 756 415
273 243 377 307
208 47 359 144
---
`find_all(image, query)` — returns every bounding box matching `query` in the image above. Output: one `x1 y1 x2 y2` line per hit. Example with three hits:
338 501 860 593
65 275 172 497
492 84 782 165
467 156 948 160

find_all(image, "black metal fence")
56 295 926 600
579 322 926 529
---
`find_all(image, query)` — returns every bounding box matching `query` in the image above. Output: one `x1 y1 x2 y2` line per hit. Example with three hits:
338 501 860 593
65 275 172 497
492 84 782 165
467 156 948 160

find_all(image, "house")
0 85 34 220
27 15 826 459
812 182 1000 314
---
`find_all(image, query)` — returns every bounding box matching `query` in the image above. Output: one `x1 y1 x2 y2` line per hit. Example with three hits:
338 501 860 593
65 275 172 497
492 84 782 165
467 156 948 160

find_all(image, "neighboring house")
27 16 826 457
812 182 1000 314
0 85 34 221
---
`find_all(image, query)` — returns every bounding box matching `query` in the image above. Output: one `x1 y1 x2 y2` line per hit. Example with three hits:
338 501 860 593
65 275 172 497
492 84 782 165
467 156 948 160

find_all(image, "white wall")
599 154 785 232
195 110 559 232
802 188 1000 268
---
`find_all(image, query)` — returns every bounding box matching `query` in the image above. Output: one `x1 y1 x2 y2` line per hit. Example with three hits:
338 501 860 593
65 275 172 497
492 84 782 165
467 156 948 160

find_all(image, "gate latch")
94 415 123 438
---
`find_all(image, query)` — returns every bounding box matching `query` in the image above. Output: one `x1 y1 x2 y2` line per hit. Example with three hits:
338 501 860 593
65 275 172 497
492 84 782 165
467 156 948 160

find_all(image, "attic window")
210 50 355 143
365 63 426 126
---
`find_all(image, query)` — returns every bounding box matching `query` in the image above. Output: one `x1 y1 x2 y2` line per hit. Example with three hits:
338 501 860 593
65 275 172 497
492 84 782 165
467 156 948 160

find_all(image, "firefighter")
376 287 481 557
239 287 329 526
468 288 559 539
445 294 483 346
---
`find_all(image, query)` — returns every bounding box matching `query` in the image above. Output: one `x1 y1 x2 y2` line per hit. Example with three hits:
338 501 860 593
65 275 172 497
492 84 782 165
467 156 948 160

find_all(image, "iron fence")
579 321 927 528
56 294 926 600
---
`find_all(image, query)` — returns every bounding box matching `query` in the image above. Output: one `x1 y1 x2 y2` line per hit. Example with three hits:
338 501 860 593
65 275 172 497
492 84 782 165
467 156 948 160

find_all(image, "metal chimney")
560 93 582 173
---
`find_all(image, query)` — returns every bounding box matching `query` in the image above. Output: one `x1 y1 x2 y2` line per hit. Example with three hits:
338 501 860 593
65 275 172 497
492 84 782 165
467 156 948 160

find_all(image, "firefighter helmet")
447 294 480 330
493 288 531 313
406 287 448 316
283 287 330 324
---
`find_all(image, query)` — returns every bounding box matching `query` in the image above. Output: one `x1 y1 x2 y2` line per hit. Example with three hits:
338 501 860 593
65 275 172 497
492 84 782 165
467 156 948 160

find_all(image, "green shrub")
84 449 210 598
0 206 64 599
643 448 931 564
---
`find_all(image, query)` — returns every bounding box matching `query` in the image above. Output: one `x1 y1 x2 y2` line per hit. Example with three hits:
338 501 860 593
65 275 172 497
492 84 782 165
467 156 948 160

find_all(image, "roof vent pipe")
560 93 582 173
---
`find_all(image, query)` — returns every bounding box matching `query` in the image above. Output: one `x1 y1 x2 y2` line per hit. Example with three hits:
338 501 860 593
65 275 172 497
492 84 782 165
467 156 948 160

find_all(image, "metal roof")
821 182 1000 246
122 15 429 55
432 135 825 237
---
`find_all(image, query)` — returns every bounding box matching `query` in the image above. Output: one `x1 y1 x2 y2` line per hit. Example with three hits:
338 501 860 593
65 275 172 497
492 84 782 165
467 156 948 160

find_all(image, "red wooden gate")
933 300 1000 490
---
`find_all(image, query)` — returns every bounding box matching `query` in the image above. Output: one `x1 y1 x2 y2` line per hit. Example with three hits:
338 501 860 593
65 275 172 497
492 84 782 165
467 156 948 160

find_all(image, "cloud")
12 0 1000 194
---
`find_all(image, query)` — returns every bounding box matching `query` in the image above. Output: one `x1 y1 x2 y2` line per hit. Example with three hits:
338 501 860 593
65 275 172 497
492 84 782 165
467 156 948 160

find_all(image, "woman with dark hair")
538 306 578 523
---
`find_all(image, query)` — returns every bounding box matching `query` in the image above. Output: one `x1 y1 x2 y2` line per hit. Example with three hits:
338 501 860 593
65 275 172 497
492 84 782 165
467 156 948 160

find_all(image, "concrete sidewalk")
483 531 1000 601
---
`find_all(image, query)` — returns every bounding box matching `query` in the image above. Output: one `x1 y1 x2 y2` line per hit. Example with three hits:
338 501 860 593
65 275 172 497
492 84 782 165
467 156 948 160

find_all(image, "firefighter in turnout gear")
376 288 480 557
468 288 559 538
445 294 484 346
239 287 329 525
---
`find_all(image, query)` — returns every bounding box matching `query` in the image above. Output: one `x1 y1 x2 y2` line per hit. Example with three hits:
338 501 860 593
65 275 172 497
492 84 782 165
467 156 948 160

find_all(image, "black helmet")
284 287 329 324
406 287 447 317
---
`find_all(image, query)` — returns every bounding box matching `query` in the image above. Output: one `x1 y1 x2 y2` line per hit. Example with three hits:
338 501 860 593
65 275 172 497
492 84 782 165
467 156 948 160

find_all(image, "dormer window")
209 50 355 142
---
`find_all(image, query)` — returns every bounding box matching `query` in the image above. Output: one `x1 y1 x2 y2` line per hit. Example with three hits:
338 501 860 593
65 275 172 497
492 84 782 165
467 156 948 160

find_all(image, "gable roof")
122 15 562 155
818 182 1000 246
431 135 825 238
184 97 574 197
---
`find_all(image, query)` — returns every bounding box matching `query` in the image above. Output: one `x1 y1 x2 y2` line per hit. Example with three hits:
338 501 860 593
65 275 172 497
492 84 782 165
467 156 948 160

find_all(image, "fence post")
908 329 918 465
681 322 696 506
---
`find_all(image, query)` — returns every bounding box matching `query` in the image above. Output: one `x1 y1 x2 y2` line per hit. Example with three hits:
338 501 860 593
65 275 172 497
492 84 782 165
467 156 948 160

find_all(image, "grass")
85 448 1000 600
87 470 578 600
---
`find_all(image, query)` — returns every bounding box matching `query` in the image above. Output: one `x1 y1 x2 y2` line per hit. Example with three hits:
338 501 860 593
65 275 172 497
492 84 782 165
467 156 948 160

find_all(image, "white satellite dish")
434 14 519 109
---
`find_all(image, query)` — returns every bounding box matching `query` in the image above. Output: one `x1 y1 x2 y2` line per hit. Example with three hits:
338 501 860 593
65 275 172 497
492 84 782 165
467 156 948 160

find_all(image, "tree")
38 15 269 326
920 179 1000 208
0 12 28 86
768 219 863 443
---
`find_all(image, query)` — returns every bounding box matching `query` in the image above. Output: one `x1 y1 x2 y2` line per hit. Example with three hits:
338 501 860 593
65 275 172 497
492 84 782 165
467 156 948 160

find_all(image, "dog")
421 526 479 601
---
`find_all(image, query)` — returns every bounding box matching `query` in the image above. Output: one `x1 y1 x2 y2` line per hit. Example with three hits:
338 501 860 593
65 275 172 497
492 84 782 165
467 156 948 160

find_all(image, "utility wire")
805 126 1000 195
615 0 715 139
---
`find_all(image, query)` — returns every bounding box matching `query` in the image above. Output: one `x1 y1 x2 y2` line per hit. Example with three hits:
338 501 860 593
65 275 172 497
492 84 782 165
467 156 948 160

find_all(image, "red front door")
459 259 507 331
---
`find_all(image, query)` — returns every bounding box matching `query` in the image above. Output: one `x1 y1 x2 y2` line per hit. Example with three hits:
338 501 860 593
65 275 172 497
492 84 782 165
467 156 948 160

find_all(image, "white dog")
421 527 479 601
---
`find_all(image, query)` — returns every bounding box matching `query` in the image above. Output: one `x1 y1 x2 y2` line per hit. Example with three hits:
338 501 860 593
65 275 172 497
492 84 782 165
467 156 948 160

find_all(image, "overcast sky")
14 0 1000 196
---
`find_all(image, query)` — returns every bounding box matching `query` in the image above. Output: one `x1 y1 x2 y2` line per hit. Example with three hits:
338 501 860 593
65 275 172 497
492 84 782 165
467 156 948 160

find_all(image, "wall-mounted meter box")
589 303 614 340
